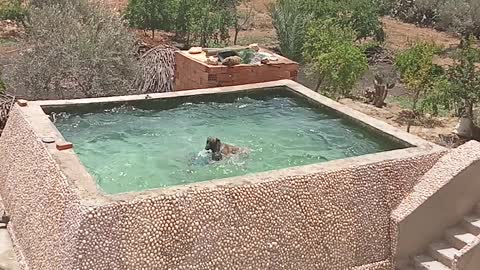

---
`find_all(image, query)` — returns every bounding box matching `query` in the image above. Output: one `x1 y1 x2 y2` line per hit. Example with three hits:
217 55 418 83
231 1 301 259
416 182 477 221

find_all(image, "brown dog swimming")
205 137 249 161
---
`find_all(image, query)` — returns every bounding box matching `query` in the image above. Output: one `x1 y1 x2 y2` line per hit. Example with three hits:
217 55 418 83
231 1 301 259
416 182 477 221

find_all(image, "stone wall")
76 152 444 270
0 107 86 270
0 106 446 270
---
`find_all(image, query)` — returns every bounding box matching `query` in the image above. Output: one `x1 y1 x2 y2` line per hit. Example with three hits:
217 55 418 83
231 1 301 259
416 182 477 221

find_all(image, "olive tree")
6 0 139 100
437 0 480 39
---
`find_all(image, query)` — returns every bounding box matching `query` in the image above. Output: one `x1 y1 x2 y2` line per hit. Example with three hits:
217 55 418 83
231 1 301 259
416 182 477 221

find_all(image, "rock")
188 47 203 54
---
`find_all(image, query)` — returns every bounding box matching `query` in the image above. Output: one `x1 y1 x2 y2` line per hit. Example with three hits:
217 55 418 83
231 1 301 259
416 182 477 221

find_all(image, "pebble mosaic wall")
0 107 445 270
77 154 443 269
0 107 86 270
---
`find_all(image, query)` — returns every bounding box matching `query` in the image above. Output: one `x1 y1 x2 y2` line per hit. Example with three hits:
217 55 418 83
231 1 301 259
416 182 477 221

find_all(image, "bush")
395 42 443 114
388 0 480 38
0 0 26 23
437 0 480 38
270 0 313 61
303 20 368 96
124 0 236 47
271 0 384 61
6 0 139 100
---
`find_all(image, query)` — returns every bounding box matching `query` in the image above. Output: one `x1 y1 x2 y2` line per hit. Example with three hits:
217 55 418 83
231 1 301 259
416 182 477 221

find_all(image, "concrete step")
463 215 480 235
445 226 478 249
428 241 459 268
414 255 451 270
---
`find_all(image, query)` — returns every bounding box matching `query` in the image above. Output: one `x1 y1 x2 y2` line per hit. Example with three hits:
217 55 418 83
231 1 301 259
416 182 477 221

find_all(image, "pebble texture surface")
77 155 443 269
0 107 85 270
0 107 446 270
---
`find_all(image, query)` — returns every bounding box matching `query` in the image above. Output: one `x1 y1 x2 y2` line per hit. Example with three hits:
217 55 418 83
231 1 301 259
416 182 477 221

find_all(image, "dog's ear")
206 137 214 150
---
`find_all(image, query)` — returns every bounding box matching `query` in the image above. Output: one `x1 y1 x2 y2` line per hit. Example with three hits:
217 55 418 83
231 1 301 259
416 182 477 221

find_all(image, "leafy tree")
435 37 480 138
173 0 235 47
233 0 254 45
395 42 443 114
335 0 385 41
303 20 368 96
124 0 177 38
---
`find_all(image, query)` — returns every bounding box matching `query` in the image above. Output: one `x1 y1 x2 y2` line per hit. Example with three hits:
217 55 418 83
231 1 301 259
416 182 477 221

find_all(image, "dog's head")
206 137 222 161
206 137 221 152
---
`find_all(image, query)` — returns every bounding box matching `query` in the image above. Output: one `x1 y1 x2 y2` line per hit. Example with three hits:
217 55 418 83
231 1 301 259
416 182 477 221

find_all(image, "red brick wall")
175 52 299 91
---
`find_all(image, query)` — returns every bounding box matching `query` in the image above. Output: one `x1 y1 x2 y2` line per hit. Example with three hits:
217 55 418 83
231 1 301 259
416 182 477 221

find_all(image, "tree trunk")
152 29 155 39
407 89 421 133
315 76 323 92
411 89 421 114
234 28 240 45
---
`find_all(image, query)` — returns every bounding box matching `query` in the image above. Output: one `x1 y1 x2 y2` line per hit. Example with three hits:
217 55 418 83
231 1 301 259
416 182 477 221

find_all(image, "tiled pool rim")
21 79 443 202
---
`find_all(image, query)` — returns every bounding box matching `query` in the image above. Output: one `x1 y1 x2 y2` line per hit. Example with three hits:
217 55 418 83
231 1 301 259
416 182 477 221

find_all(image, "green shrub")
124 0 236 47
270 0 313 61
6 0 139 100
303 20 368 96
271 0 384 61
395 42 443 113
0 0 26 23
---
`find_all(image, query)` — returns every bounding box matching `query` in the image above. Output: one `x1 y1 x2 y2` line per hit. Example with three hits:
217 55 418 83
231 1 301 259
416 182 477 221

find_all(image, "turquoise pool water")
52 90 404 194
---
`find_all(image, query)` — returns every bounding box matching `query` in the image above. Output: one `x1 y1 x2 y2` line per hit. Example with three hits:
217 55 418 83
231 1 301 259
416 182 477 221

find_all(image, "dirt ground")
339 98 459 145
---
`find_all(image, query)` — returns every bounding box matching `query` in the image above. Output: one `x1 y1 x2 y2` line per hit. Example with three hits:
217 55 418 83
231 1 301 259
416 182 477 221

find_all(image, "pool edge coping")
18 80 445 205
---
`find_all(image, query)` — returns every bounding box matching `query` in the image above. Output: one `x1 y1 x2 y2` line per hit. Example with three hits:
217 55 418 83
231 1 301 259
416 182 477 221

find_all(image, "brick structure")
174 49 299 91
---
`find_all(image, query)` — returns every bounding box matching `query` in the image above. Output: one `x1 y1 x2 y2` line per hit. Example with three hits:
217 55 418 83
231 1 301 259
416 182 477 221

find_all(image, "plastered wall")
0 107 445 270
392 141 480 265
